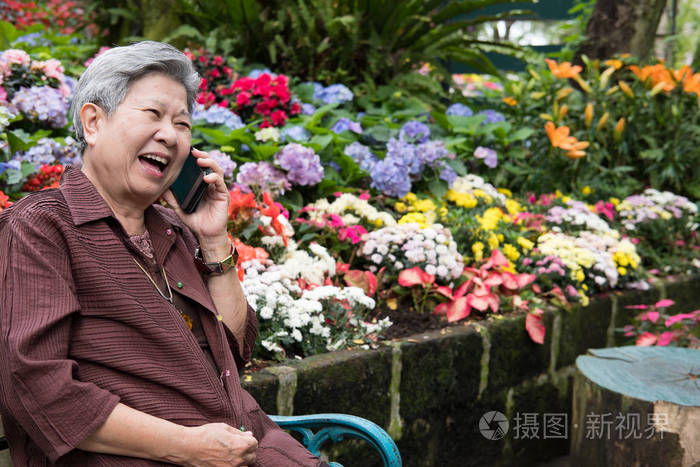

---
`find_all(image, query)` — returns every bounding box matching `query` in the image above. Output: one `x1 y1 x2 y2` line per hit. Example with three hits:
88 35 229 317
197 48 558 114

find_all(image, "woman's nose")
154 121 178 146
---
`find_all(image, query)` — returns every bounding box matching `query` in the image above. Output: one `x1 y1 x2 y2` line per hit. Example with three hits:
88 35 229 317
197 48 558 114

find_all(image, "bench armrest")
269 413 401 467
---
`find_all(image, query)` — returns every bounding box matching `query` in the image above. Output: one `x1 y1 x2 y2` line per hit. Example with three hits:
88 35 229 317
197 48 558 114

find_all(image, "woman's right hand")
179 423 258 466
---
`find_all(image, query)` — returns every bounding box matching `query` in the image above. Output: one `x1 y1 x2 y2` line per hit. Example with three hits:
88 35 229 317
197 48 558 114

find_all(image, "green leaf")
309 134 333 150
428 178 448 199
447 115 485 135
508 127 535 143
279 190 304 211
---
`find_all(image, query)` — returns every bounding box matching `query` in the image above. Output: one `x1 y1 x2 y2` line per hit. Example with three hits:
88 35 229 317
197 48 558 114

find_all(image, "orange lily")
545 122 589 159
545 59 582 79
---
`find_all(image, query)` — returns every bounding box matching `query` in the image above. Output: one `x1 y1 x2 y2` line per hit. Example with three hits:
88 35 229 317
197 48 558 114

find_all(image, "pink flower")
0 87 7 103
359 192 370 200
328 214 344 228
2 49 31 66
39 59 64 80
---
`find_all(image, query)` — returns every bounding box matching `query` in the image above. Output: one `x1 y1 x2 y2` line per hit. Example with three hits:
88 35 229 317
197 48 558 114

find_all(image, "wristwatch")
194 243 238 276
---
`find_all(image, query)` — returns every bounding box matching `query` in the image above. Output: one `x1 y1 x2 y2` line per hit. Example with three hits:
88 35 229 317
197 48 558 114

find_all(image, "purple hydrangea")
281 125 310 142
446 103 473 117
208 149 237 178
415 140 449 168
248 68 274 79
477 109 505 125
11 137 81 171
11 86 68 128
274 143 324 186
399 120 431 143
315 84 354 105
439 164 458 185
385 138 419 175
370 157 411 198
301 103 316 115
236 161 290 195
331 117 362 134
344 142 378 172
474 146 498 168
191 103 244 130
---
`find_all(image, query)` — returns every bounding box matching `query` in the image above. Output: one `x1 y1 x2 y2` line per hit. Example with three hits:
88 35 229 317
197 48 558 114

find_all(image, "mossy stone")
486 313 552 392
399 326 482 420
292 346 393 427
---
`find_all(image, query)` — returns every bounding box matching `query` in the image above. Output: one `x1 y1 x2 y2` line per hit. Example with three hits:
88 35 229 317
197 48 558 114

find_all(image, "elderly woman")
0 42 327 466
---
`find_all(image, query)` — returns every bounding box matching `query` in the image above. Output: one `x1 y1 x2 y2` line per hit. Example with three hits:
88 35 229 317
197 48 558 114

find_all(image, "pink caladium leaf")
645 311 659 323
656 331 674 346
636 332 657 346
398 267 435 287
433 302 448 316
435 286 454 299
446 296 471 322
654 299 675 308
526 309 546 344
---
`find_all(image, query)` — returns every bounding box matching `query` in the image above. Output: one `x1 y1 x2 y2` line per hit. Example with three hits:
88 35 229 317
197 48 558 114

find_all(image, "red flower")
290 102 301 115
270 109 288 126
198 78 208 90
212 55 223 66
233 77 255 92
236 91 251 108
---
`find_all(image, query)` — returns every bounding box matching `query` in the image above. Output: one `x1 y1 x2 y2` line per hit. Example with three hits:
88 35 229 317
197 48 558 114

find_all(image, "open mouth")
138 154 169 174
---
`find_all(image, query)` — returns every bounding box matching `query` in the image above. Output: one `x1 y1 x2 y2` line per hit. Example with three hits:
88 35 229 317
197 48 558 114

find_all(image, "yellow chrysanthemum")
505 199 521 215
412 199 437 212
403 192 417 202
517 237 534 250
497 187 512 197
503 243 520 261
472 242 485 261
488 232 500 250
618 266 627 276
581 186 592 195
446 190 478 208
395 202 407 212
576 269 585 282
398 212 428 228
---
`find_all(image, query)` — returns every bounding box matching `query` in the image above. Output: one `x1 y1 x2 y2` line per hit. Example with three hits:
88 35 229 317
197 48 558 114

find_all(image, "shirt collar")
60 166 115 226
60 166 181 235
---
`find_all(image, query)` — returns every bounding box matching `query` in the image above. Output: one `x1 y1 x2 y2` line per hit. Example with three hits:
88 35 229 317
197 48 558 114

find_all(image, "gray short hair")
70 41 200 153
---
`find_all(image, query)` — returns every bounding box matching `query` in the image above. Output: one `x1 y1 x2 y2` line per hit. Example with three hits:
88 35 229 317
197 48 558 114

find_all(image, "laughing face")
81 72 192 212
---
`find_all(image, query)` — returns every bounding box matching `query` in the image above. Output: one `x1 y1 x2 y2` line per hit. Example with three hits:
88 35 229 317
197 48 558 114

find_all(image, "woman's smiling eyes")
144 108 191 130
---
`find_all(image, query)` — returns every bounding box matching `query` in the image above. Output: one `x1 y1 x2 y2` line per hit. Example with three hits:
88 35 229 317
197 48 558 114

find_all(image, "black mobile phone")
170 150 211 213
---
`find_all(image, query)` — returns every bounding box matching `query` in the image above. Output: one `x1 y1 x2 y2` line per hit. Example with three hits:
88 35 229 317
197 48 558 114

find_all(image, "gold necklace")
132 257 174 304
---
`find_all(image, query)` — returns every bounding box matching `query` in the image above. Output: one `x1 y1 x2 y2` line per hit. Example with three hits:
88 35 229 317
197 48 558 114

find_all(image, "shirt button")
216 315 223 321
166 228 173 236
176 281 184 289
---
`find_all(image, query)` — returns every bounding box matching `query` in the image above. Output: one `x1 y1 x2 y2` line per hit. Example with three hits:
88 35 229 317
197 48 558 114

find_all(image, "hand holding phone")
170 149 212 213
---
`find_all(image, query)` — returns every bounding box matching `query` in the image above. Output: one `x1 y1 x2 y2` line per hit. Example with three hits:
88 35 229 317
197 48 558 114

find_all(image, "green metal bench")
0 413 402 466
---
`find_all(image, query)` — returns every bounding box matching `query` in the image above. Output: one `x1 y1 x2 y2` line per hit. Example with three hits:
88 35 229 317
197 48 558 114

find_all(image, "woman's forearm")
77 402 189 463
78 403 258 466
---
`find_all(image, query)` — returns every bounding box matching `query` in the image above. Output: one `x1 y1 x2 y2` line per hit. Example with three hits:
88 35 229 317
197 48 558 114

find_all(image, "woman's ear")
80 103 103 148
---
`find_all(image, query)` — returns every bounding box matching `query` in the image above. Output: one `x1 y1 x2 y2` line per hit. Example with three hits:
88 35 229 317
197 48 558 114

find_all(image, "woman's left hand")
162 148 230 248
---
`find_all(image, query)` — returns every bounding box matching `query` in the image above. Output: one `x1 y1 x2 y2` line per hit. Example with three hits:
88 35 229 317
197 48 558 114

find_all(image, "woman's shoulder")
0 188 67 225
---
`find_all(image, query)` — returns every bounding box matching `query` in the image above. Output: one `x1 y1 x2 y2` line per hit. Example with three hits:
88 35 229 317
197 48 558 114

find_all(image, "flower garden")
1 2 699 370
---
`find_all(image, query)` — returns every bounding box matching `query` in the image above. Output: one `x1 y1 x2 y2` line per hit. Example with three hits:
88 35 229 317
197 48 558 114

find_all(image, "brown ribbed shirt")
0 167 321 466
